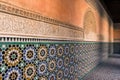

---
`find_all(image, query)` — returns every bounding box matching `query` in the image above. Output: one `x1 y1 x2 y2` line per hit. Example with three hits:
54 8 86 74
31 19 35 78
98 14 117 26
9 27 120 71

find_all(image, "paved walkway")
83 57 120 80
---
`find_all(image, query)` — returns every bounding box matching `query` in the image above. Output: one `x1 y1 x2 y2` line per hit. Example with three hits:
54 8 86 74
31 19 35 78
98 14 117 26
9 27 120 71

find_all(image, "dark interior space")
100 0 120 23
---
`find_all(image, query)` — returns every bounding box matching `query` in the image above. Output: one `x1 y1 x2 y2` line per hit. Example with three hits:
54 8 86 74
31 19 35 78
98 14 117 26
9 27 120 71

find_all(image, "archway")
83 10 97 41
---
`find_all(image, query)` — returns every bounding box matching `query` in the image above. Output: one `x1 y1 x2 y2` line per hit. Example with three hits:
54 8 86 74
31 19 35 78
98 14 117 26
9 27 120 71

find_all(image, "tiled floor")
83 57 120 80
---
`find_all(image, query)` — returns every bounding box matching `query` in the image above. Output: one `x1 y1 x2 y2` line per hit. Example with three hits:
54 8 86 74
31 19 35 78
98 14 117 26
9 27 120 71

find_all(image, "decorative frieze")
0 1 84 40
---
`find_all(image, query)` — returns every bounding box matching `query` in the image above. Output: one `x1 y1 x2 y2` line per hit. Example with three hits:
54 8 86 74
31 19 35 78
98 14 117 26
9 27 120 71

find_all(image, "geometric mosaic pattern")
0 1 110 80
0 40 109 80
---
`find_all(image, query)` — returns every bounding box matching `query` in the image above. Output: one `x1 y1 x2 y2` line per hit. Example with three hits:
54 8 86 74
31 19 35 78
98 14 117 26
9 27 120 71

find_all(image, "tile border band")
0 33 83 42
0 37 85 43
0 1 83 32
0 36 111 43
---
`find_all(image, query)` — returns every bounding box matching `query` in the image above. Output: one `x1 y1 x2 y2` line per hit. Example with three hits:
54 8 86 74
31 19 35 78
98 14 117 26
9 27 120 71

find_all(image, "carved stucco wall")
84 9 97 41
0 2 84 40
85 0 114 42
0 0 89 28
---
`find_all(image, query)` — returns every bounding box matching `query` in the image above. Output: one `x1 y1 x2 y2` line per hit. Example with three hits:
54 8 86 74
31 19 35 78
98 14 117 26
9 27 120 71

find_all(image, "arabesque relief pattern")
84 10 97 41
0 1 83 40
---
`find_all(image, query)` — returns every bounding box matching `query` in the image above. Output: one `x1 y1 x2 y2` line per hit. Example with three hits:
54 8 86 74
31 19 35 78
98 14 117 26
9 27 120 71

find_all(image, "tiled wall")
113 43 120 54
0 1 110 80
0 38 109 80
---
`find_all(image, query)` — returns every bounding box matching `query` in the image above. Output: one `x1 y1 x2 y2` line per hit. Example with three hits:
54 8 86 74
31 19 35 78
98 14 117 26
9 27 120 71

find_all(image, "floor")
83 57 120 80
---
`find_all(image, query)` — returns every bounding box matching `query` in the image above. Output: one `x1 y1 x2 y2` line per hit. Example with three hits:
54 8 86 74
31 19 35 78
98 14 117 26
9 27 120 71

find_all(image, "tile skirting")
0 40 109 79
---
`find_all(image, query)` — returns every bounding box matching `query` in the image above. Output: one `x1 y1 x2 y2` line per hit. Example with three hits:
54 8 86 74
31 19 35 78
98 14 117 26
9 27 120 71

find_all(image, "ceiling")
100 0 120 23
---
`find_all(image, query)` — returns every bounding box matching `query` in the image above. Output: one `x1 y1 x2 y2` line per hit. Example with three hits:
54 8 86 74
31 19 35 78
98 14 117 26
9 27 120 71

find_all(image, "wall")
113 23 120 54
114 23 120 42
0 0 87 28
0 0 113 42
0 0 113 80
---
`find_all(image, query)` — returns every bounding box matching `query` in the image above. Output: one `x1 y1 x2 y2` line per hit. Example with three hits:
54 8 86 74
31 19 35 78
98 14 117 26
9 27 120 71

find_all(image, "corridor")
84 57 120 80
0 0 120 80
